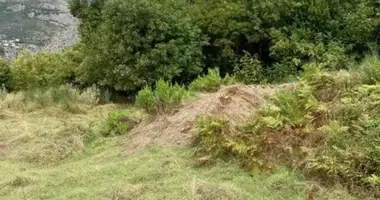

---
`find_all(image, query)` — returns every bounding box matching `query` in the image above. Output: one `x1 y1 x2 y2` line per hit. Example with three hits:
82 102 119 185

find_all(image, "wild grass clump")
194 62 380 196
24 123 91 164
189 68 234 92
358 54 380 85
0 84 100 113
101 110 143 136
135 79 190 114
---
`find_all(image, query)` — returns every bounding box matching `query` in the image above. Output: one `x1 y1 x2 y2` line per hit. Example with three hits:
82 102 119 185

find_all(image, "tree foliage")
187 0 380 79
65 0 380 91
73 0 204 92
10 51 75 90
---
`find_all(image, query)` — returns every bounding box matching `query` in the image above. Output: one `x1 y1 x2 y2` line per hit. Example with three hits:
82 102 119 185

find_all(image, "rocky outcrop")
0 0 78 59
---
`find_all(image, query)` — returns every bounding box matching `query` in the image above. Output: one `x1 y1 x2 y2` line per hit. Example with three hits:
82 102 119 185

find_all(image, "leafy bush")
0 58 11 89
189 68 234 92
101 110 142 136
74 0 204 92
188 0 259 74
135 79 189 113
10 51 75 90
188 0 371 78
194 116 232 157
234 53 265 84
194 115 263 170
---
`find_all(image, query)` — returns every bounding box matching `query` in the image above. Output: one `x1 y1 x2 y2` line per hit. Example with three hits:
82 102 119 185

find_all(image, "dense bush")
66 0 380 87
189 0 379 79
0 58 11 89
73 0 204 92
10 51 76 90
135 79 189 114
233 53 265 84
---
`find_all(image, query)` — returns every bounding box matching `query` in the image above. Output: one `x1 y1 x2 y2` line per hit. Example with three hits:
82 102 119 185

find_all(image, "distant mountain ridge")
0 0 78 59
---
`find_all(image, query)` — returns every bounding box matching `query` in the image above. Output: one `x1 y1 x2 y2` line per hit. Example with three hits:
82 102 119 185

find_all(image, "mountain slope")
0 0 78 59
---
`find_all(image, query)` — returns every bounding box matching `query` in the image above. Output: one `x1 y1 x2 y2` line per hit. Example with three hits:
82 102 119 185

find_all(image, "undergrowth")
189 68 234 92
135 79 190 114
0 84 100 113
101 110 144 136
194 61 380 198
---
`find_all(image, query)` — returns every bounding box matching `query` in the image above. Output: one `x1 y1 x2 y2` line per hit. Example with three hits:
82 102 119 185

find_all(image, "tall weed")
358 54 380 85
0 85 100 112
136 79 189 113
189 68 234 92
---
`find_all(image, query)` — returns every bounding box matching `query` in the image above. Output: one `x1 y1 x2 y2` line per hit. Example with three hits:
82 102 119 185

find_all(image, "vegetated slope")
125 84 296 153
0 85 355 200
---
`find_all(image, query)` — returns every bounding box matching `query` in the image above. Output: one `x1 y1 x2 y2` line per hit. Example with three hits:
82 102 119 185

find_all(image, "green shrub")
69 0 380 86
189 68 232 92
10 51 75 90
0 58 11 89
194 115 232 157
101 110 142 136
358 54 380 85
135 79 189 114
234 53 265 84
74 0 204 92
194 115 262 170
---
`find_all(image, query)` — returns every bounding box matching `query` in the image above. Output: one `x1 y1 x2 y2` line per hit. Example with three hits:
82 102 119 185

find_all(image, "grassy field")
0 89 356 200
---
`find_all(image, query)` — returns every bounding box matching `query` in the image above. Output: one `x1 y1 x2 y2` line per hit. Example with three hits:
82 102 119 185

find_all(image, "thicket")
0 0 378 95
63 0 380 92
194 60 380 197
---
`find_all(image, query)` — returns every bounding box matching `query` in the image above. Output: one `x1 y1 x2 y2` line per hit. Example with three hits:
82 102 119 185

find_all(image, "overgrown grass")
0 84 101 113
0 91 355 199
358 54 380 84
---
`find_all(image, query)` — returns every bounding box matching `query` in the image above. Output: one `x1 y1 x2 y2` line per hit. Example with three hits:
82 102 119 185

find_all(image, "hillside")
0 84 355 200
0 0 77 59
2 0 380 199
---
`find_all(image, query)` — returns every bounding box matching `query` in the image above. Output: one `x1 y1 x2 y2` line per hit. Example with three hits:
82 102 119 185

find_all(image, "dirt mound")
125 84 295 153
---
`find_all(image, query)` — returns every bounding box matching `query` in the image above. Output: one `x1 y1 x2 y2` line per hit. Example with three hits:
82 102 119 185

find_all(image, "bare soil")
124 84 296 154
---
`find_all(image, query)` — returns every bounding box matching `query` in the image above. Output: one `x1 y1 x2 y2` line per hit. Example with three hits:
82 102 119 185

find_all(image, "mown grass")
0 142 355 200
0 87 356 200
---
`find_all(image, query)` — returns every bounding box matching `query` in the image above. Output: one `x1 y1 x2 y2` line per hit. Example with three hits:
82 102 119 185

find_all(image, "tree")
76 0 205 92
